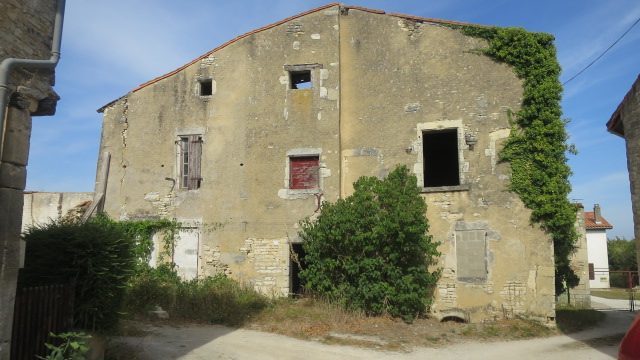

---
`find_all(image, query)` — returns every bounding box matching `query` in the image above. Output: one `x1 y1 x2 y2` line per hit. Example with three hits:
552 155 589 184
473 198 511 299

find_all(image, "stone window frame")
279 148 324 199
454 221 489 283
284 64 322 90
414 120 470 193
195 76 215 100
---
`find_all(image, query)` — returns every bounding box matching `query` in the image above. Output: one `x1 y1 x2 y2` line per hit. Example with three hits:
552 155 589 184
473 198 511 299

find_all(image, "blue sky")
27 0 640 239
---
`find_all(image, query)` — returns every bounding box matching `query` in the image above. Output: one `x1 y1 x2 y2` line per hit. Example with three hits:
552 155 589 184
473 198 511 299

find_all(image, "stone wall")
0 1 60 356
619 77 640 275
22 192 94 231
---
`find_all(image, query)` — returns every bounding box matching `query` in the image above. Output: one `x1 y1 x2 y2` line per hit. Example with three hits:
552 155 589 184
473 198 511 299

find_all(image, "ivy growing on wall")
456 26 579 293
117 218 180 270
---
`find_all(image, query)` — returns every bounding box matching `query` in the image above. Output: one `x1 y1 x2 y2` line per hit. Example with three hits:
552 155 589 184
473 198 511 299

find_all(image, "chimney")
594 204 602 224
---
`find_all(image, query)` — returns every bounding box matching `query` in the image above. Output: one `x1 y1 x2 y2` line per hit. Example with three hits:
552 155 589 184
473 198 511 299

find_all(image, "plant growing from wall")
299 165 440 322
456 25 579 293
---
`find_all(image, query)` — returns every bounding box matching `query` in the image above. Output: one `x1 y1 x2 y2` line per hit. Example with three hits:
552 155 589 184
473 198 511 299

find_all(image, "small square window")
289 156 319 189
289 70 311 89
199 79 213 96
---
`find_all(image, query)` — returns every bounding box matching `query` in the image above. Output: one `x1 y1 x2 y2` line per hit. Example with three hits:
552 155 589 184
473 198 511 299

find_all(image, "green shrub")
299 165 440 322
173 275 268 326
38 332 91 360
123 264 180 314
21 215 136 332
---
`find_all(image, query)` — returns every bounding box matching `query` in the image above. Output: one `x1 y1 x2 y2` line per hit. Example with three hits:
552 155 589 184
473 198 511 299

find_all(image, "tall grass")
123 265 268 326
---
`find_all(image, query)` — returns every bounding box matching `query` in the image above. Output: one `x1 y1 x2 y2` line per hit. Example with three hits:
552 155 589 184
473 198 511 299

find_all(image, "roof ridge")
99 3 490 111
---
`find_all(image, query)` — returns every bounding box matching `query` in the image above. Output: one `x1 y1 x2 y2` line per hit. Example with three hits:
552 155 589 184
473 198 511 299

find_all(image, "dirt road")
111 309 635 360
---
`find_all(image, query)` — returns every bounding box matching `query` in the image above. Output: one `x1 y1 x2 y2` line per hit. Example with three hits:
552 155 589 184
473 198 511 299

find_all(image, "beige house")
95 4 556 322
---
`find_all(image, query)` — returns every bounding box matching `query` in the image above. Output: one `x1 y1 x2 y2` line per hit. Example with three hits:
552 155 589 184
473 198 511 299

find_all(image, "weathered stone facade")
608 74 640 276
97 4 556 322
0 0 61 356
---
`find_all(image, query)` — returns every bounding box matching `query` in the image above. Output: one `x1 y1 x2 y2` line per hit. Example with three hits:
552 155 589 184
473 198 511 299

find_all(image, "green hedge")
21 216 136 332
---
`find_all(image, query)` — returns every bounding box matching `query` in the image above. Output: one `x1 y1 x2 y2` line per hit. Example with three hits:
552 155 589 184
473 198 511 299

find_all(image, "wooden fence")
10 282 75 360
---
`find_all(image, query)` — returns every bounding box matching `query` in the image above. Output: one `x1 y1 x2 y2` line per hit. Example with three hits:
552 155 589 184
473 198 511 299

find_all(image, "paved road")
112 299 637 359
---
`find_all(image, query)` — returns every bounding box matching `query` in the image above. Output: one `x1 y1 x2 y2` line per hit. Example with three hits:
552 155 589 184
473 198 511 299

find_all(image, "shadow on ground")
560 309 636 359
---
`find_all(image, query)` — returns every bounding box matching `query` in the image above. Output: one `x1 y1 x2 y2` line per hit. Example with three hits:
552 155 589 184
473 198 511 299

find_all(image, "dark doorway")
423 129 460 187
290 243 306 295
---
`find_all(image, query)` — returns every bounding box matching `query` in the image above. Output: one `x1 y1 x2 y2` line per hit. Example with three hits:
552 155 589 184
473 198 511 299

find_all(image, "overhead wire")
563 15 640 85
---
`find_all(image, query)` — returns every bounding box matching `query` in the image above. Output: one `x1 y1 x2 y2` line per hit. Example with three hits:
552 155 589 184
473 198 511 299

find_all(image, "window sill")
421 184 470 193
286 188 320 195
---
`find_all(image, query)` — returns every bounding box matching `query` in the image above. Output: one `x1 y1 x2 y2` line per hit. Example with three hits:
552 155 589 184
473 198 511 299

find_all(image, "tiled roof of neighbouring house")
584 211 614 230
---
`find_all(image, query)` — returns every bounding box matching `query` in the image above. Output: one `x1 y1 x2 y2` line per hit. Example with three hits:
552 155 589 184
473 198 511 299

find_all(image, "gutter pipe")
0 0 65 159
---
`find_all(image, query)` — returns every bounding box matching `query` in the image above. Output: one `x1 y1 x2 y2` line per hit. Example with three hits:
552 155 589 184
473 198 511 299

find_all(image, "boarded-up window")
179 135 202 190
456 230 487 282
173 228 200 280
588 263 595 280
289 156 319 190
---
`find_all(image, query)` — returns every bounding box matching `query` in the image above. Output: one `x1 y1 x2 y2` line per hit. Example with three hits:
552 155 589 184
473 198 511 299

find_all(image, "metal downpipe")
0 0 66 159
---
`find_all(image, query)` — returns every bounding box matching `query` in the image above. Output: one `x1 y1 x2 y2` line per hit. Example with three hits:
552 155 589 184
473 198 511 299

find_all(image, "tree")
299 165 440 321
608 237 638 287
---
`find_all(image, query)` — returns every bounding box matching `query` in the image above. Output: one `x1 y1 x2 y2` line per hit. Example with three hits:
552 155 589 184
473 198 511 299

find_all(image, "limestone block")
0 162 26 189
1 107 32 166
0 188 24 355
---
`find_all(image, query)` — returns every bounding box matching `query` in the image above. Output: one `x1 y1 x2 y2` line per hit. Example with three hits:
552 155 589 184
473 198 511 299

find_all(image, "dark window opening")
179 135 203 190
423 129 460 187
588 263 595 280
290 70 311 89
290 243 306 295
290 156 319 190
199 79 213 96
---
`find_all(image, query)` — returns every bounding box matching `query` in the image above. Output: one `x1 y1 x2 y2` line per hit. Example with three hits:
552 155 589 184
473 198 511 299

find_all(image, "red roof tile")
584 211 613 230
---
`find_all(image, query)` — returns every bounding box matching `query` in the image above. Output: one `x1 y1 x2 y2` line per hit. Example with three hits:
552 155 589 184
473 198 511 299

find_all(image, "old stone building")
0 0 65 356
607 74 640 276
96 4 556 322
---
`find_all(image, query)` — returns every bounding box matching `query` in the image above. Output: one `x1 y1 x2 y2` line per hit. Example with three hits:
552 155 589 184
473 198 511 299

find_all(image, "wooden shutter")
187 135 202 190
290 156 319 189
588 263 595 280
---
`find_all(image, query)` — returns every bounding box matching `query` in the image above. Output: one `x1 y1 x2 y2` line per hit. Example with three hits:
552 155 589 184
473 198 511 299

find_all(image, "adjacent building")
607 74 640 276
584 204 614 289
0 0 64 356
95 4 557 322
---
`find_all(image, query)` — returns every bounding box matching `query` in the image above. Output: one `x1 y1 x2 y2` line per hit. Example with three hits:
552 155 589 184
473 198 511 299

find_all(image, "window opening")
423 129 460 187
289 156 319 189
179 135 203 190
290 243 306 295
199 79 213 96
588 263 595 280
289 70 311 89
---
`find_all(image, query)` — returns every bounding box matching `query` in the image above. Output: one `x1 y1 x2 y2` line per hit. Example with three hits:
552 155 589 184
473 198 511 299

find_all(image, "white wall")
587 230 610 288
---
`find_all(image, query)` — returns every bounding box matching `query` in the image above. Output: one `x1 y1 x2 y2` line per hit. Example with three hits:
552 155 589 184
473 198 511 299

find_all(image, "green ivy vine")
455 26 579 293
117 218 180 269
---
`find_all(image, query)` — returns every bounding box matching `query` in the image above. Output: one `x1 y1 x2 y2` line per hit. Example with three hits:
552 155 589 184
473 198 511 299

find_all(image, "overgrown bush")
123 264 181 314
123 265 268 326
21 215 136 332
299 165 440 322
